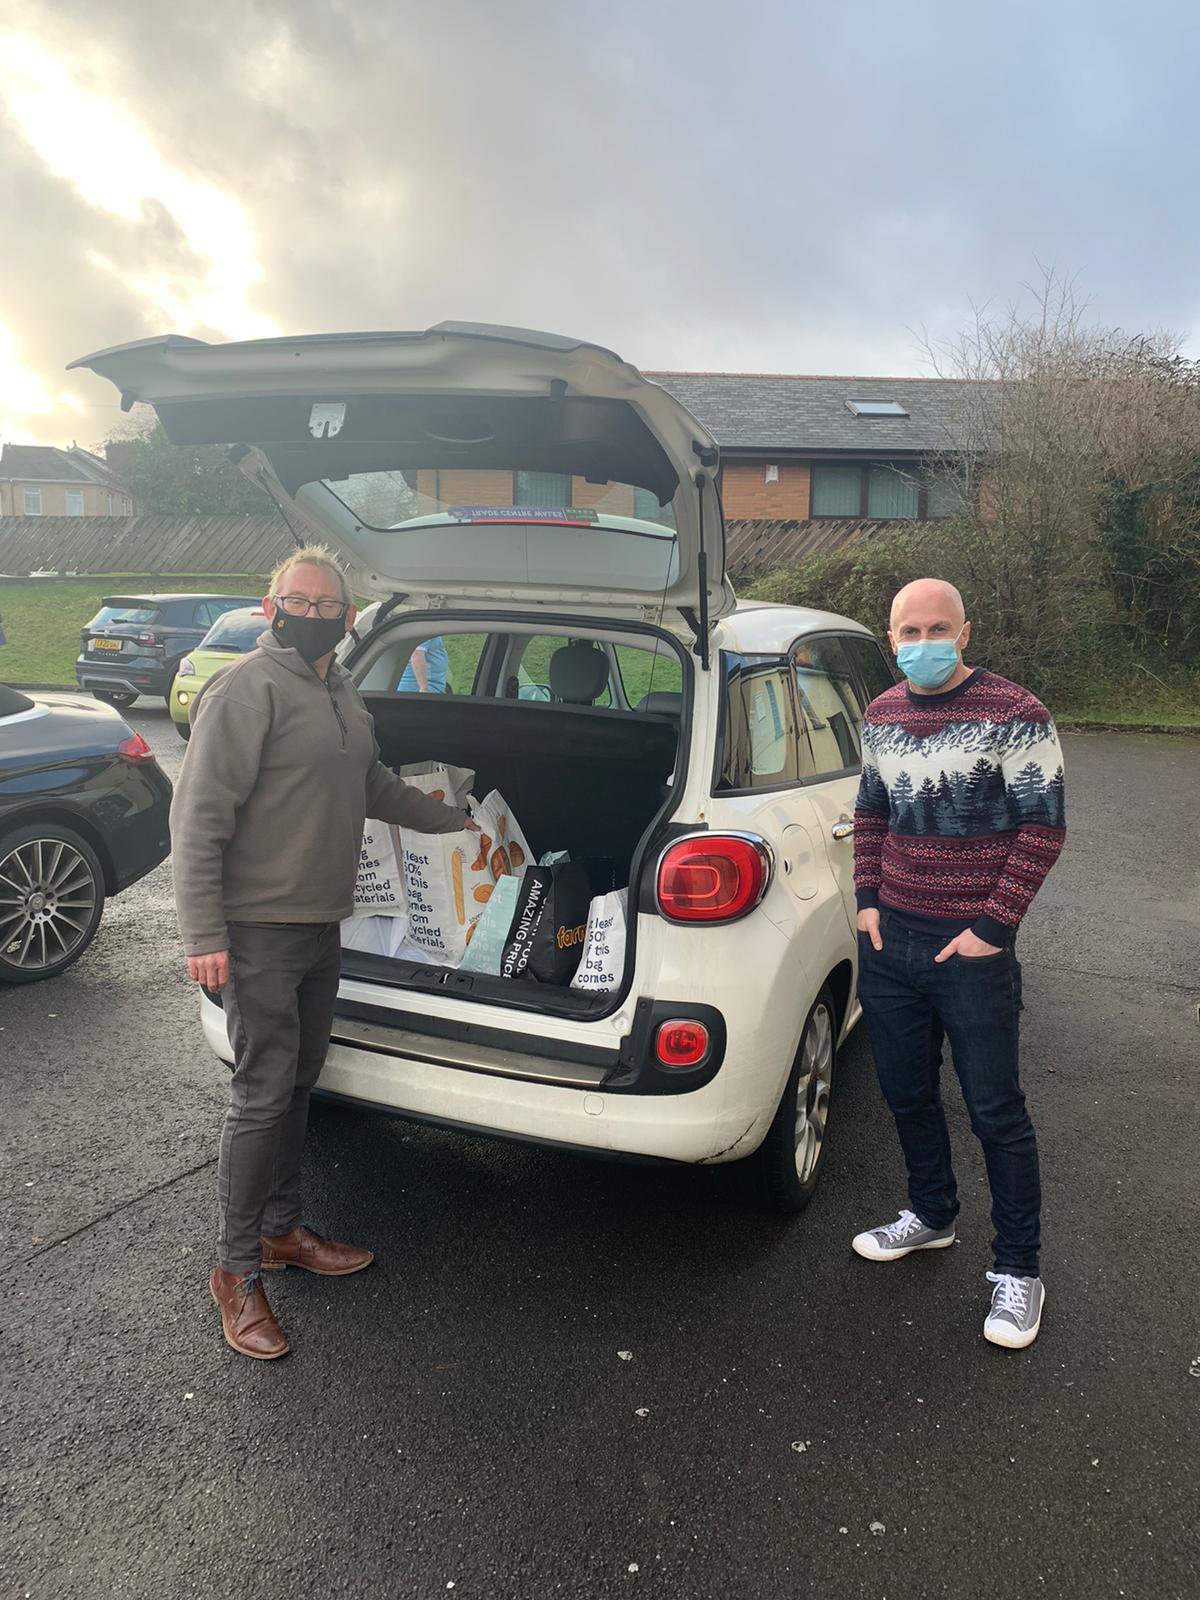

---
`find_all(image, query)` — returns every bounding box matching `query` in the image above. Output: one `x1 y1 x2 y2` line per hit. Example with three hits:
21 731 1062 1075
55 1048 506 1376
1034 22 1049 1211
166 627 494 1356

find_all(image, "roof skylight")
845 399 909 417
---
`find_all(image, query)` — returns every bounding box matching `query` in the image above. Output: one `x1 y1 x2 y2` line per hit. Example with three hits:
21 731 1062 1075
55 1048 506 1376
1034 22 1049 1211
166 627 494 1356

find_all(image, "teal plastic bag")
457 873 522 974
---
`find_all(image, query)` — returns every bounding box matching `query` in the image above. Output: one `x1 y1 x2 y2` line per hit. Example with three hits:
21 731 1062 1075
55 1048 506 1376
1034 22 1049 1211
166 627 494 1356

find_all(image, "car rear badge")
308 402 346 439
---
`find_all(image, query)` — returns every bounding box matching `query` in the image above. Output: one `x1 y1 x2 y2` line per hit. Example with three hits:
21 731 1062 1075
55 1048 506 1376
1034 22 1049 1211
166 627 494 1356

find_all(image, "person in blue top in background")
398 637 450 693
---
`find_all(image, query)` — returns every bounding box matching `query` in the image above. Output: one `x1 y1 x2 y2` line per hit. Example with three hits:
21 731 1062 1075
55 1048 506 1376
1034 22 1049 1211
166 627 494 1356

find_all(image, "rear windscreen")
200 614 267 652
322 469 676 532
90 604 159 627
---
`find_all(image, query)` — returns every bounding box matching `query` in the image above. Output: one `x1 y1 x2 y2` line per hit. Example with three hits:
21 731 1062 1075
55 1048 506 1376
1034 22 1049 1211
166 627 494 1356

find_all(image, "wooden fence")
0 514 294 577
0 511 877 582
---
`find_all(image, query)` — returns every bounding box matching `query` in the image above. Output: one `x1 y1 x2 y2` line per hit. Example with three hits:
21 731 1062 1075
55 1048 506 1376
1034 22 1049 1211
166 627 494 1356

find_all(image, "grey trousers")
217 921 342 1273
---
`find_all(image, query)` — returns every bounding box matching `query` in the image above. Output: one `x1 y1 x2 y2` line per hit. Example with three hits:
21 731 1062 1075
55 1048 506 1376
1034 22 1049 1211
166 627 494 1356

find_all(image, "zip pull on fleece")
326 677 348 749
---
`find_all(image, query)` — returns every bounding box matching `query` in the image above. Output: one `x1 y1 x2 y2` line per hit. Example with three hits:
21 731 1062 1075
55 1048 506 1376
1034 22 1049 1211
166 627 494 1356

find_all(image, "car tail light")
137 631 160 647
656 834 772 923
655 1019 710 1068
117 733 155 764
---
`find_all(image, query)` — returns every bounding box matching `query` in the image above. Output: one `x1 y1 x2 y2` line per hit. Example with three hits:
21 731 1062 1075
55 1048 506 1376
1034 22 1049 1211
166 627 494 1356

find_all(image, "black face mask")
271 610 347 665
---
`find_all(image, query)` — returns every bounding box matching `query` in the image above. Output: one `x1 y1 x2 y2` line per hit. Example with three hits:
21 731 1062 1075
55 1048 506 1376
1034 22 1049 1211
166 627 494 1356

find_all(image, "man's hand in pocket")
935 930 1002 964
857 908 883 951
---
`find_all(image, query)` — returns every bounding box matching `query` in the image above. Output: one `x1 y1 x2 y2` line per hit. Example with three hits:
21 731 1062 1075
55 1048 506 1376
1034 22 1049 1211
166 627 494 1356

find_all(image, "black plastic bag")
500 863 592 984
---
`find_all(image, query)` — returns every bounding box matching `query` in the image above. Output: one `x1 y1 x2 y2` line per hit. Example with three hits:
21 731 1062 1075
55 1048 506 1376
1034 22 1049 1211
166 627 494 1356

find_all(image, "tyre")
93 689 137 709
174 718 191 741
0 823 106 984
747 985 838 1215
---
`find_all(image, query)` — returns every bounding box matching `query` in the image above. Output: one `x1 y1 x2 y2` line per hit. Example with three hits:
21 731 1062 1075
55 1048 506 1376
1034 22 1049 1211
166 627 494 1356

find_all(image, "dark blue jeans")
856 912 1041 1276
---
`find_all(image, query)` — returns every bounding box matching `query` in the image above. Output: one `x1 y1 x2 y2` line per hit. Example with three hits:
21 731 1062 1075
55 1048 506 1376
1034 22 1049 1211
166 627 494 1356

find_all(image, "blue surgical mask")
896 630 964 689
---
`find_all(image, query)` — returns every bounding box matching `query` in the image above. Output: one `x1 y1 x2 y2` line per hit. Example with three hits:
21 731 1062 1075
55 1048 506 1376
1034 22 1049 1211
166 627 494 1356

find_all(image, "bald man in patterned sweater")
851 579 1066 1350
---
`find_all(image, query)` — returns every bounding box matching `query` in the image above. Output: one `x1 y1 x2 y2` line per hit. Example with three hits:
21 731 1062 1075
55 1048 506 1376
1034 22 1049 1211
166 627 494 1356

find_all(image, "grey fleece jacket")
170 630 467 957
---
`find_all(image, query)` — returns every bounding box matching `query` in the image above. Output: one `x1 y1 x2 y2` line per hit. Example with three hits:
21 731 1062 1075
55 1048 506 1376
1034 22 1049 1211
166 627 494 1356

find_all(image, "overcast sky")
1 0 1197 447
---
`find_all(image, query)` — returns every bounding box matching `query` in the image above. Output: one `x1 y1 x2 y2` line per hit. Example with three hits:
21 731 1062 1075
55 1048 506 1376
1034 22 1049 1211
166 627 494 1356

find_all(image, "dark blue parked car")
0 683 172 983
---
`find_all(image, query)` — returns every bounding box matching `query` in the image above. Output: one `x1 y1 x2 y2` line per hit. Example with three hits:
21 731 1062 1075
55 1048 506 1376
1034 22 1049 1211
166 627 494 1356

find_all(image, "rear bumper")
75 655 171 695
198 989 773 1165
106 767 173 891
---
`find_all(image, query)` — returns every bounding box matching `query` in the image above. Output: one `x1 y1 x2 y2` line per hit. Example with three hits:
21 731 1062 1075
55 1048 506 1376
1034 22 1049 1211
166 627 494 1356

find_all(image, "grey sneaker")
984 1272 1045 1348
851 1208 956 1261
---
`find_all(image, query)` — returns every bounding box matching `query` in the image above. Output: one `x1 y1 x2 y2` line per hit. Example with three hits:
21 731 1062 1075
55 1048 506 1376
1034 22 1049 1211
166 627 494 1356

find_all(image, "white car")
74 323 894 1211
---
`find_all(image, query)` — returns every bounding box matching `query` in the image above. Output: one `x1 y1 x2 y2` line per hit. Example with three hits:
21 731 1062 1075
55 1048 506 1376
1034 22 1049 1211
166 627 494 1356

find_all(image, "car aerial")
169 605 269 739
76 591 260 709
73 322 894 1212
0 682 172 984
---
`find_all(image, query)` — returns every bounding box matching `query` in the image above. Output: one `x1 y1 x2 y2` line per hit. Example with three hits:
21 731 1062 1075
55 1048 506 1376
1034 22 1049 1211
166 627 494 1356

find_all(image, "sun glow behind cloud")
0 32 278 343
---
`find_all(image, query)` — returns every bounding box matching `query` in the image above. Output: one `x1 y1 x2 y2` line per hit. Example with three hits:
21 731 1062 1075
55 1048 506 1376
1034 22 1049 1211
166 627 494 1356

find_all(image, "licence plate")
92 639 123 651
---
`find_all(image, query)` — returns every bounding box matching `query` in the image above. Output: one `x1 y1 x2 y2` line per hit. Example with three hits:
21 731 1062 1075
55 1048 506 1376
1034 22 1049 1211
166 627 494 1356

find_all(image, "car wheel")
94 689 137 709
174 718 191 741
748 986 837 1215
0 823 106 985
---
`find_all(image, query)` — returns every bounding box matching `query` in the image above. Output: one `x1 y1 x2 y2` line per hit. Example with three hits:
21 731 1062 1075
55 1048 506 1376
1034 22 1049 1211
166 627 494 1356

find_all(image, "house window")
810 464 862 517
66 489 85 516
632 486 676 527
845 399 909 417
867 463 919 519
513 471 571 507
810 461 939 521
927 469 966 519
23 487 42 515
106 493 114 515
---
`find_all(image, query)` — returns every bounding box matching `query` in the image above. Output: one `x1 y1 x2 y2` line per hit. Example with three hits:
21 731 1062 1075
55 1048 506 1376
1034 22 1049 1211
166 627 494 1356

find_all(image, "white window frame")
66 489 85 516
23 487 42 515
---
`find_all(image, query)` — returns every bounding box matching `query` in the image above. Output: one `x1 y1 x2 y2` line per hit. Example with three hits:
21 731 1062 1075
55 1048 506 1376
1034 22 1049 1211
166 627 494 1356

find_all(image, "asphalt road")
2 703 1198 1600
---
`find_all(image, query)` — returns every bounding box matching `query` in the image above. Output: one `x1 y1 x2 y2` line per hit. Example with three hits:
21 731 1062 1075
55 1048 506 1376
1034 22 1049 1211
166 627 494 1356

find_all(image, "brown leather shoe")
209 1267 289 1360
260 1224 374 1277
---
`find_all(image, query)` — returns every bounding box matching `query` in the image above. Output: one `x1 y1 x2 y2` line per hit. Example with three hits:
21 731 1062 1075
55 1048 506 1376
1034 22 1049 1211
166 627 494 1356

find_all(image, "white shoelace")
986 1271 1031 1318
882 1209 921 1241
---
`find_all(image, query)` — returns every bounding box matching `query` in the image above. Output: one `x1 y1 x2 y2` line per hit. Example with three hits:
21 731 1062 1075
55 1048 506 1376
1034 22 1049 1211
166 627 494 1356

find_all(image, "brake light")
655 1020 710 1067
137 631 160 646
656 834 772 923
117 733 155 764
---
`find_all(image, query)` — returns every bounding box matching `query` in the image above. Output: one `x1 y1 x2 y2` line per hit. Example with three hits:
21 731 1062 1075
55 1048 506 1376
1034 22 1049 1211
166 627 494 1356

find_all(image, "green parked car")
168 606 268 740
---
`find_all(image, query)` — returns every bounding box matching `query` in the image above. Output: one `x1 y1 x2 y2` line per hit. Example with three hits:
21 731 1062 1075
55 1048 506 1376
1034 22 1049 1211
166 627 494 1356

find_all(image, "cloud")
0 0 1198 447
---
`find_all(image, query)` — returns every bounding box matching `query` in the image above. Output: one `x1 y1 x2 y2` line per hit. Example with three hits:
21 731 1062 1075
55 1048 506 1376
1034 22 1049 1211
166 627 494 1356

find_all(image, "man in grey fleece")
173 547 474 1360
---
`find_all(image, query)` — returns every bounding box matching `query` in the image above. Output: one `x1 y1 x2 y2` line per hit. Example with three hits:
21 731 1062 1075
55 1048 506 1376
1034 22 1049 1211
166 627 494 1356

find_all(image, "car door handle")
830 821 855 841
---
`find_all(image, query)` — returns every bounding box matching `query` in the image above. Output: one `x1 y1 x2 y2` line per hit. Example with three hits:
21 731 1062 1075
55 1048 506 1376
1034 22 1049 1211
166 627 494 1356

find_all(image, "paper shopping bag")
352 819 406 916
570 890 628 993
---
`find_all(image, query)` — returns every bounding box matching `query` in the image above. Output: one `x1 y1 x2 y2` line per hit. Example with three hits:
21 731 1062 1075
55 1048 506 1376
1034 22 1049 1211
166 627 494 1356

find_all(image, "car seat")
549 642 610 706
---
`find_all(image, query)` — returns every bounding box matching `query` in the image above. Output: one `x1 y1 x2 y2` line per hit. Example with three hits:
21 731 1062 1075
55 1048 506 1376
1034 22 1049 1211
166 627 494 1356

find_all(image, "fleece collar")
256 628 350 686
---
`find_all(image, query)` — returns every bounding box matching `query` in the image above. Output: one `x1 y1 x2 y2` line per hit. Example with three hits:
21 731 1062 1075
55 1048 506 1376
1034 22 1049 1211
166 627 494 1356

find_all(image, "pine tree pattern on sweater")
853 669 1066 943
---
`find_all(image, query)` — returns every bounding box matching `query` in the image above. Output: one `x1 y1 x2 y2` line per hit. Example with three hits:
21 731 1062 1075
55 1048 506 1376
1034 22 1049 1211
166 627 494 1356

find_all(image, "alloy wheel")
793 1000 833 1184
0 838 99 972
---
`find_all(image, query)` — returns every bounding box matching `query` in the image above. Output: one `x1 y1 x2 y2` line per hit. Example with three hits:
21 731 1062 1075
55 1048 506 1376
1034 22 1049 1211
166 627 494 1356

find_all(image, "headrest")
549 642 610 705
637 691 682 717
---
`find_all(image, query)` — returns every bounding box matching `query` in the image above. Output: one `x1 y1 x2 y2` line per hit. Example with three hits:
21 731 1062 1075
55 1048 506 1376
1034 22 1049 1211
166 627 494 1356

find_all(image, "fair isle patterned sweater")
853 668 1066 945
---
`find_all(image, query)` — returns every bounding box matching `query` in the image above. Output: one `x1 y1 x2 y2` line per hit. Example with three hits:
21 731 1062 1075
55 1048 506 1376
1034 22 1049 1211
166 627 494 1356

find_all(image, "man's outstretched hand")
188 951 230 990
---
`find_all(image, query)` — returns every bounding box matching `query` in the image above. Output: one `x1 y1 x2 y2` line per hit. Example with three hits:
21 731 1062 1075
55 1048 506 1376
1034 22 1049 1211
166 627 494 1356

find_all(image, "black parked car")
0 684 172 984
75 591 259 708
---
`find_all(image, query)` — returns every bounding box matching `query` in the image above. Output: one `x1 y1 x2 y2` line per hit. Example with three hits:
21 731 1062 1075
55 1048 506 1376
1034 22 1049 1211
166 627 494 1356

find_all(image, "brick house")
0 444 134 517
650 372 973 525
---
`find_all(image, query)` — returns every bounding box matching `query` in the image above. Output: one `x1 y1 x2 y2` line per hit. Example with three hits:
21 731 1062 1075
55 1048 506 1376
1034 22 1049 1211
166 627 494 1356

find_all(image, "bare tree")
920 268 1200 690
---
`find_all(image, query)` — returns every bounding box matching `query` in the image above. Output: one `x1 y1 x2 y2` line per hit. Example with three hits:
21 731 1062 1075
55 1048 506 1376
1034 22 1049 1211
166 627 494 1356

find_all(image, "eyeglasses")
274 594 350 620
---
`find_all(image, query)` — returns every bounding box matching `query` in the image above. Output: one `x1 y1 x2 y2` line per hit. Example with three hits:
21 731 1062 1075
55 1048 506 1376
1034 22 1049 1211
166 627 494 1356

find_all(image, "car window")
90 604 159 627
201 613 268 652
613 642 683 710
718 655 801 790
507 635 613 706
791 635 867 778
841 634 896 704
353 631 489 695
